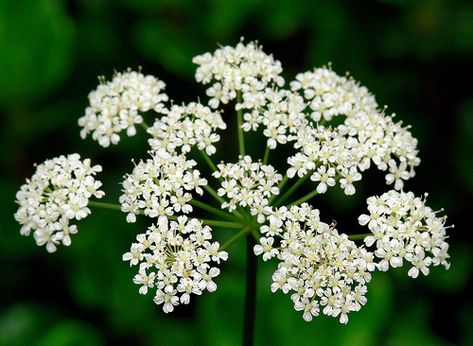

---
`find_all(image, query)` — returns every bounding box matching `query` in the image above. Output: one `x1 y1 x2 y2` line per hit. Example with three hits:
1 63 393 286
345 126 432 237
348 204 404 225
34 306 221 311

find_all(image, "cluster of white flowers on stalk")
120 148 207 223
78 70 169 147
254 204 375 323
15 40 452 325
290 66 378 122
238 88 307 149
14 154 104 252
193 40 284 109
147 102 226 155
213 155 282 221
123 216 228 312
288 67 420 193
359 190 451 278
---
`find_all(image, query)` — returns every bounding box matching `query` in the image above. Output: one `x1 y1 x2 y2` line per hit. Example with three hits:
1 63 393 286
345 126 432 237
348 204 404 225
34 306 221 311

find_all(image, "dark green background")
1 0 472 345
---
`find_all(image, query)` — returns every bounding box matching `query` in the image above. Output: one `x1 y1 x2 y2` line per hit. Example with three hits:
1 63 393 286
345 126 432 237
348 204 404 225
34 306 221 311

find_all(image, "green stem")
201 219 243 229
237 92 245 156
140 121 149 131
263 146 270 165
88 200 241 228
348 233 371 241
288 189 319 207
200 150 219 173
88 200 122 212
269 174 289 205
243 232 257 346
203 184 225 205
203 184 244 219
250 227 261 242
219 225 251 251
273 170 313 207
189 199 241 221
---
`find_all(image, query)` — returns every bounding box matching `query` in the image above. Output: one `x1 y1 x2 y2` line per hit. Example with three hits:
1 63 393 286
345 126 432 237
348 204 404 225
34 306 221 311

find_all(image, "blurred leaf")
454 98 473 192
450 5 473 53
0 0 74 105
0 305 56 346
261 0 307 37
386 299 450 346
37 320 104 346
339 273 393 346
134 20 204 78
197 263 245 345
204 0 259 40
461 305 473 346
117 0 197 12
426 244 472 293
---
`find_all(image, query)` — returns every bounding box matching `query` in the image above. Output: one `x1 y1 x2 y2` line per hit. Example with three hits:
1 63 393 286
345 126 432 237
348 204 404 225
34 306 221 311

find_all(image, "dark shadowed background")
1 0 472 345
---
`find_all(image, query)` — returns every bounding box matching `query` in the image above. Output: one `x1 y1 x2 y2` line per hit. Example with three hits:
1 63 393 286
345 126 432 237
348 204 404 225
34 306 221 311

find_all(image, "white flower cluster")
290 66 378 122
213 156 282 221
14 154 104 252
255 204 375 323
123 216 228 313
193 40 284 108
120 148 207 223
13 40 451 326
285 67 420 194
359 190 451 278
78 70 169 147
238 88 308 149
147 102 226 155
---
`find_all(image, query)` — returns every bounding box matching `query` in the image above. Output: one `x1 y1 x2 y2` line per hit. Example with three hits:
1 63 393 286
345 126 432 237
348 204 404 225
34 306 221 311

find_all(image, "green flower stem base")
348 233 371 241
88 200 243 229
219 225 251 251
263 145 270 165
88 200 122 211
237 91 245 156
288 189 319 207
273 170 314 207
200 149 219 173
243 233 257 346
189 199 241 221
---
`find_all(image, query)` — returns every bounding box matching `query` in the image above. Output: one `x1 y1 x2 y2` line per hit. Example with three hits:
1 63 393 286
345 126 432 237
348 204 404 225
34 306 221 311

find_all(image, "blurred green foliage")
1 0 472 345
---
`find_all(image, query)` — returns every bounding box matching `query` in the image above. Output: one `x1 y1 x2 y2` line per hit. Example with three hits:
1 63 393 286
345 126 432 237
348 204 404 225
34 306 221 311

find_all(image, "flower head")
359 190 451 277
193 40 284 108
123 216 228 312
14 154 104 252
286 67 420 194
213 155 282 222
78 69 169 147
119 148 207 223
147 102 226 155
256 204 374 323
238 88 307 149
290 66 378 122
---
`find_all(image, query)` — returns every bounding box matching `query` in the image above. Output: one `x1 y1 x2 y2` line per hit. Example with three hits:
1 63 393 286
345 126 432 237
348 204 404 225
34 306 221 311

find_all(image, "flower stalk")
243 232 257 346
273 170 313 207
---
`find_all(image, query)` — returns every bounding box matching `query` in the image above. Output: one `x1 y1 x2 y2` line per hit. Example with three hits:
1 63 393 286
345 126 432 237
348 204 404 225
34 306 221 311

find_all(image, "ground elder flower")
16 40 453 331
213 156 282 221
238 88 308 149
255 204 374 323
193 40 284 108
78 69 169 147
287 66 420 194
120 148 207 223
147 102 226 155
14 154 104 252
122 216 228 312
290 66 378 122
359 190 451 277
